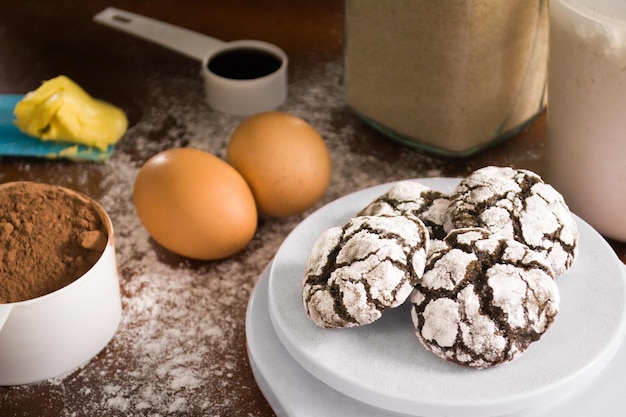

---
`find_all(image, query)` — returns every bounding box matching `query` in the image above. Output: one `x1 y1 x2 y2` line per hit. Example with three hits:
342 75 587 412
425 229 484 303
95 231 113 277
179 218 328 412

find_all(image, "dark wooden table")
1 1 625 416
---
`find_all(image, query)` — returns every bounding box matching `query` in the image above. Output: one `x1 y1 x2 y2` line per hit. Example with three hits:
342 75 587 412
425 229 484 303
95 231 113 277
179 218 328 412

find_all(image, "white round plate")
267 178 626 417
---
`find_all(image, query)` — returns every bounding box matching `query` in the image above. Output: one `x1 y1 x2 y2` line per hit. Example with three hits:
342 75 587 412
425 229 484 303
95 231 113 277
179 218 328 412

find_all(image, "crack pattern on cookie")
359 180 450 241
411 228 560 368
444 166 578 276
303 215 429 328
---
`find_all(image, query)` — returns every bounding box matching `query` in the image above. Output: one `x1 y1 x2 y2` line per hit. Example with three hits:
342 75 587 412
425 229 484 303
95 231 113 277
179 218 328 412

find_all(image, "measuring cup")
94 7 288 116
0 183 121 386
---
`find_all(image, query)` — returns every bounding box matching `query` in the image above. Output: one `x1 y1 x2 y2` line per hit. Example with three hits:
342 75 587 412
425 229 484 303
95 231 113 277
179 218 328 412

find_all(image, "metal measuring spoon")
94 7 288 116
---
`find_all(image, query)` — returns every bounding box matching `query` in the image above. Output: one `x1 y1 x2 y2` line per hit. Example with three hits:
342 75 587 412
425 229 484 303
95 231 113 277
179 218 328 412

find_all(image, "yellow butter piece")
14 75 128 151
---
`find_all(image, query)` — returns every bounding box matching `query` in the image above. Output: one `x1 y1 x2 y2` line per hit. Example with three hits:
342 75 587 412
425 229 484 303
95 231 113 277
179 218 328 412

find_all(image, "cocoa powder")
0 182 108 304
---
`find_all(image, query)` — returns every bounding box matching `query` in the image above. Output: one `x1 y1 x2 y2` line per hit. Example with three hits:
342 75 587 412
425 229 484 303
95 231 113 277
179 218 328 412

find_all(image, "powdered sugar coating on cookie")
359 181 450 240
303 215 429 328
411 228 560 368
444 166 578 276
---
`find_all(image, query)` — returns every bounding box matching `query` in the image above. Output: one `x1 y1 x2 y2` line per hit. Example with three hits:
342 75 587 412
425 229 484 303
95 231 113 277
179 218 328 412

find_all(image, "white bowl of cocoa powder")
0 181 121 385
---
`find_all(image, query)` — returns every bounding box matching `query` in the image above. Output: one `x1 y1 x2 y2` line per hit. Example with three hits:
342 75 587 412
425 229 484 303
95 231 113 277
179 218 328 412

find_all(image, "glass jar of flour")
344 0 548 156
547 0 626 241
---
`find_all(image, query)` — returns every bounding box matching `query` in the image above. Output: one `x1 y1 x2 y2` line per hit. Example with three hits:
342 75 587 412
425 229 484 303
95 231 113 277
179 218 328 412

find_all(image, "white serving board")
247 261 626 417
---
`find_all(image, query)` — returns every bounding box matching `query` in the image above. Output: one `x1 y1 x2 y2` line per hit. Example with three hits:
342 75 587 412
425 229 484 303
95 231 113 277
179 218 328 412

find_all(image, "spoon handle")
93 7 224 62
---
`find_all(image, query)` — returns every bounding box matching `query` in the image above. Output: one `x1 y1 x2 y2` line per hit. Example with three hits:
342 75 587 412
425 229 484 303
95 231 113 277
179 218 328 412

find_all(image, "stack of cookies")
302 166 579 368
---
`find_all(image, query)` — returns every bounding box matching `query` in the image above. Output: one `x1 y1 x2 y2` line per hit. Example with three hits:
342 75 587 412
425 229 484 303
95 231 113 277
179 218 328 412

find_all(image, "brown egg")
226 112 331 217
133 148 257 260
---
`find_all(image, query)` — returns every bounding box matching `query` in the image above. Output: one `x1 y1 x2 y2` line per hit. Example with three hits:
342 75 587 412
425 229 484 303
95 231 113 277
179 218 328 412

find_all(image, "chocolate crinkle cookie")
359 181 450 241
303 215 429 328
444 166 579 277
411 228 560 369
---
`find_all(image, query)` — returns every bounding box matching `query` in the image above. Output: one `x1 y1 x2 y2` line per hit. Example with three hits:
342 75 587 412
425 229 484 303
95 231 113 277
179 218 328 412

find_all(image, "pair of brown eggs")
133 112 331 260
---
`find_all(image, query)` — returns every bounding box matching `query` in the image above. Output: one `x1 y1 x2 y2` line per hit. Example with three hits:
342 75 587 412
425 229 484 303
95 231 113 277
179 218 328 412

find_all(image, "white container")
548 0 626 241
0 184 122 386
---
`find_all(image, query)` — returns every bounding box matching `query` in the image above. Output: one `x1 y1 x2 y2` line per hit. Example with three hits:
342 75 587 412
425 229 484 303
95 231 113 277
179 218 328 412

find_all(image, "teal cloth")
0 94 113 161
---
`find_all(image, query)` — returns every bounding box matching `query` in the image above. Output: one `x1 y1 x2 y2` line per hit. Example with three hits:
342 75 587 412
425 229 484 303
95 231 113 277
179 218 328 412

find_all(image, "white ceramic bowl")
0 183 122 386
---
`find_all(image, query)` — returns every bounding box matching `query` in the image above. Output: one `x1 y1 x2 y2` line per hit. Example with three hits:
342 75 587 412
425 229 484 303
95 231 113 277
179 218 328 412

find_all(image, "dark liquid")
207 48 282 80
